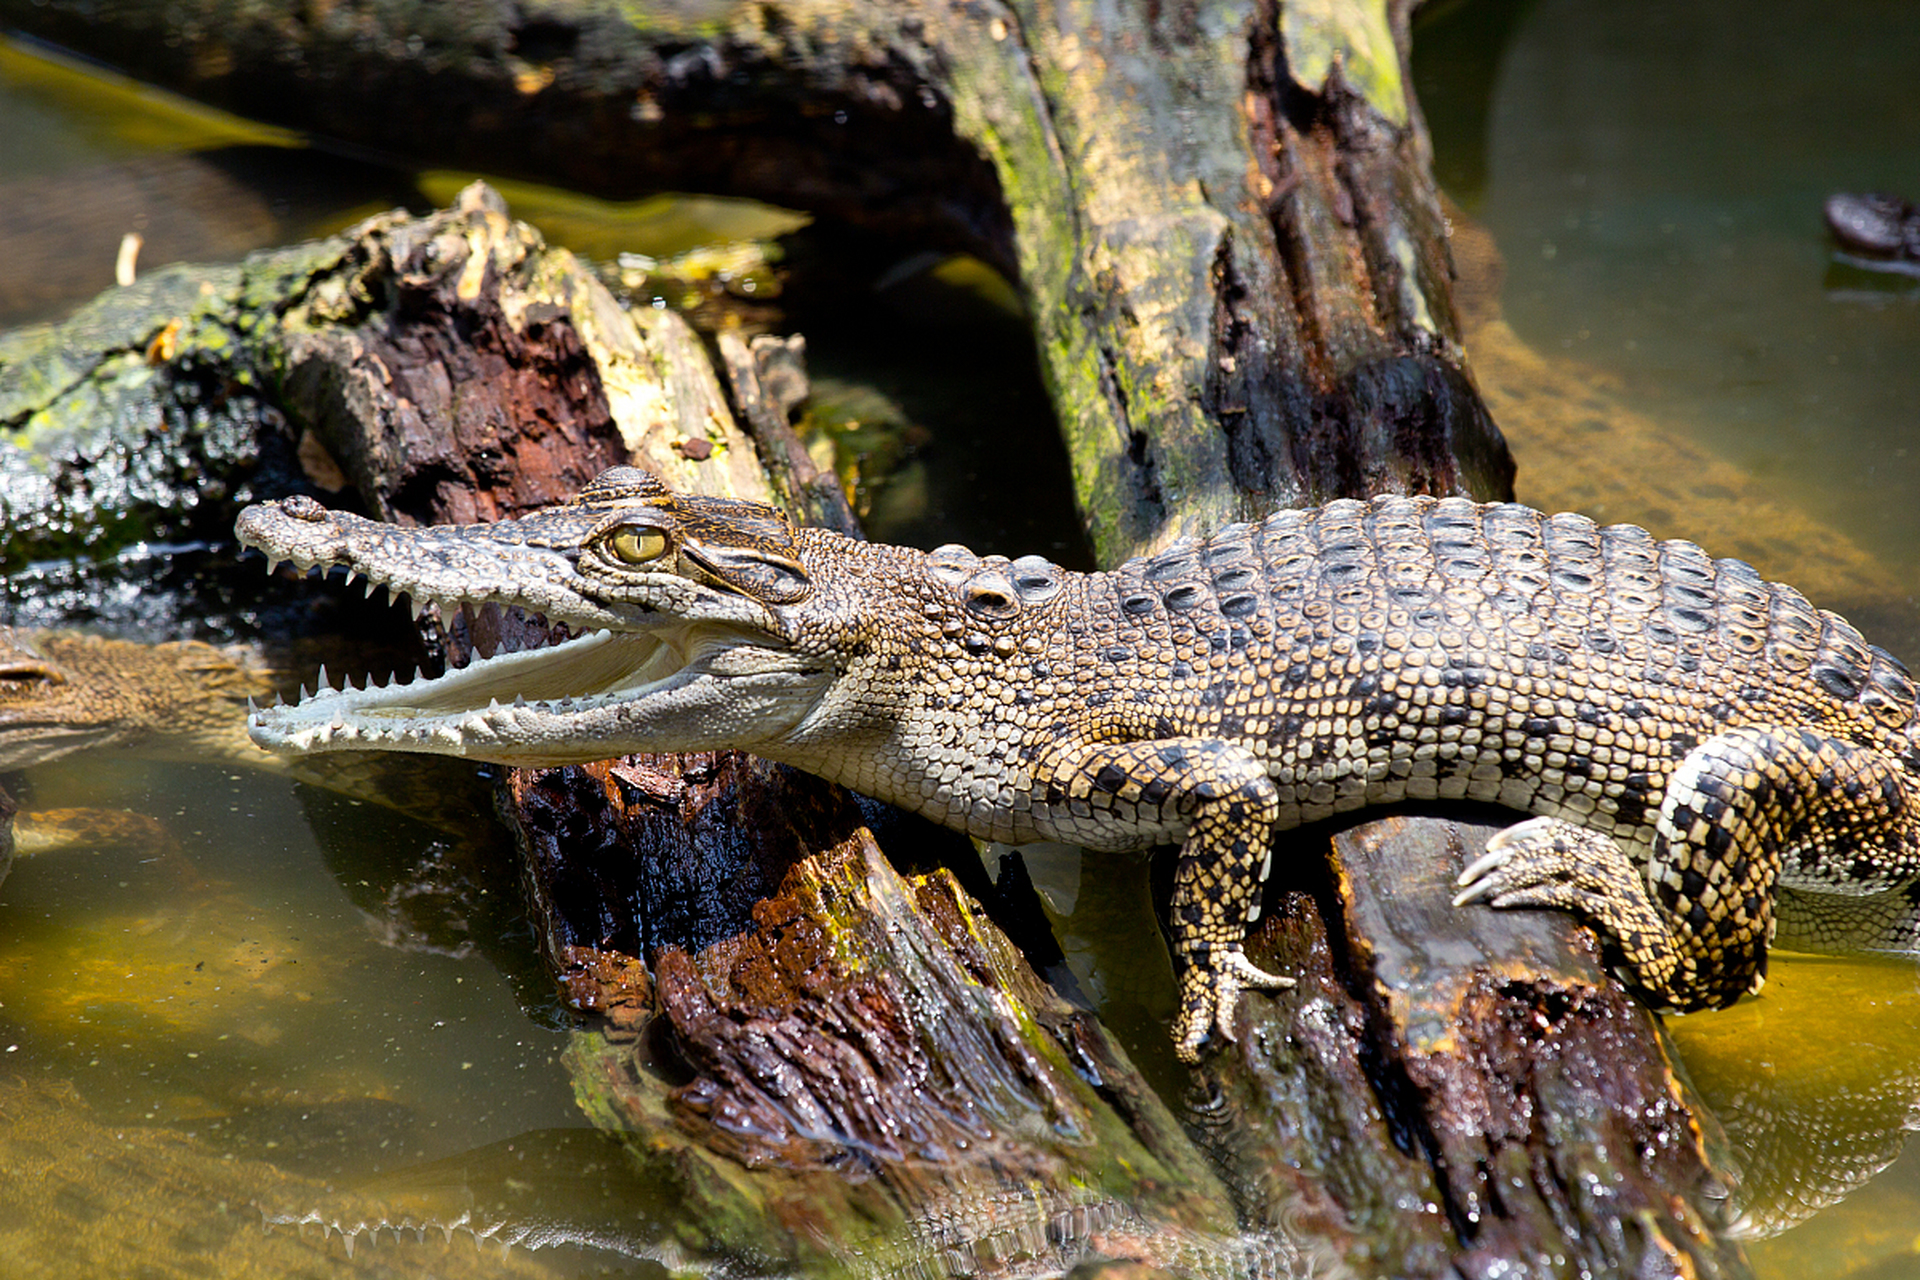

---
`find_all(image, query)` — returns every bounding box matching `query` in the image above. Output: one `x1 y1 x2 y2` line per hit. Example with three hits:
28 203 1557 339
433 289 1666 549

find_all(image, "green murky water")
3 3 1920 1274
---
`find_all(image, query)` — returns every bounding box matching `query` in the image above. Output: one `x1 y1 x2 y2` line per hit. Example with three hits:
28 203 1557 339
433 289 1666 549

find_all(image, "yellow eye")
607 527 669 564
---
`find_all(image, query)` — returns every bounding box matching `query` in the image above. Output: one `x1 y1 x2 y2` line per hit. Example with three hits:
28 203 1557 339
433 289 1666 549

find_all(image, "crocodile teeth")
410 597 427 621
315 663 332 693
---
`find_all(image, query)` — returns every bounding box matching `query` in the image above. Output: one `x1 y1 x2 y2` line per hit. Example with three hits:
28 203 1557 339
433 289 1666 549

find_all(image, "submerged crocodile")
235 468 1920 1060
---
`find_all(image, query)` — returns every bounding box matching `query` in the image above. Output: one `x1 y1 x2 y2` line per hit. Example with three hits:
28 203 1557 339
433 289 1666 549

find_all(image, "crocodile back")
1100 495 1920 836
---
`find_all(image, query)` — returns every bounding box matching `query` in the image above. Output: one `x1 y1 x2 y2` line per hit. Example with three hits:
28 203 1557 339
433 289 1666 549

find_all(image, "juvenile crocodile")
235 468 1920 1060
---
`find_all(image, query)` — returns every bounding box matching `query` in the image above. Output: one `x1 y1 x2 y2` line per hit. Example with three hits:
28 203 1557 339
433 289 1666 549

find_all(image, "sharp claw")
1456 847 1507 887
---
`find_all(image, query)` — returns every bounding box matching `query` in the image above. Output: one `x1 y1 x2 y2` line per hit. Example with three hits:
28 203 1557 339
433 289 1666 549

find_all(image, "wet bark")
1196 817 1740 1278
254 191 1277 1274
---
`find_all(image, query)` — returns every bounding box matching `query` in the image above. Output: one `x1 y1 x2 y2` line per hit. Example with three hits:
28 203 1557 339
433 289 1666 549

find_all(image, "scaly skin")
235 469 1920 1060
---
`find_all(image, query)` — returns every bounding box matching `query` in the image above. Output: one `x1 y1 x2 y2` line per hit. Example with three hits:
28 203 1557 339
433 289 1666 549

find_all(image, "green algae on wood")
1281 0 1410 127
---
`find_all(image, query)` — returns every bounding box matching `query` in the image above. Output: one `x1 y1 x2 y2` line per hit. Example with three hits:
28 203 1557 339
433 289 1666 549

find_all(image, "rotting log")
237 189 1306 1274
511 754 1304 1276
1 0 1512 562
1194 817 1742 1278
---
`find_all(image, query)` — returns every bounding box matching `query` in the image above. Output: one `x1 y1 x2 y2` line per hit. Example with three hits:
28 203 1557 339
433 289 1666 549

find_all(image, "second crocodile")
235 469 1920 1059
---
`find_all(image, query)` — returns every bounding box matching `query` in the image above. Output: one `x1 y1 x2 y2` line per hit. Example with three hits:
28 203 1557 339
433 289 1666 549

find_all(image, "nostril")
282 495 330 522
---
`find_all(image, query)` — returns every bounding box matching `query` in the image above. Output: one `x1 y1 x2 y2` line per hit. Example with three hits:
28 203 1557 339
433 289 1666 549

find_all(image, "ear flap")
683 546 813 605
670 495 812 604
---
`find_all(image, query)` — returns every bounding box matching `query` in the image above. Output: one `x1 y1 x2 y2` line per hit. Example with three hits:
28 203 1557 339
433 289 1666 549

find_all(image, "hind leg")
1457 727 1920 1010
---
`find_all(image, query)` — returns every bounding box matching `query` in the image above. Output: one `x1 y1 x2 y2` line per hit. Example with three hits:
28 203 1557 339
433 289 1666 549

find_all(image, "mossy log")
2 0 1511 563
246 190 1288 1274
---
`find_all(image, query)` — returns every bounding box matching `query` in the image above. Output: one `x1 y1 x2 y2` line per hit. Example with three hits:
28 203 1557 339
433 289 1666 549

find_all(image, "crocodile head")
235 468 855 766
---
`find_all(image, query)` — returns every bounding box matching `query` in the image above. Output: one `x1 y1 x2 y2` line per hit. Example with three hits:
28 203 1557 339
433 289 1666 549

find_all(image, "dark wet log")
1 0 1513 563
507 754 1289 1275
1194 817 1745 1277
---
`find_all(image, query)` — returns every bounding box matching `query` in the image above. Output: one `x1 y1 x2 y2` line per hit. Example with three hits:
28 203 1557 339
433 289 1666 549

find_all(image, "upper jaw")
234 498 642 632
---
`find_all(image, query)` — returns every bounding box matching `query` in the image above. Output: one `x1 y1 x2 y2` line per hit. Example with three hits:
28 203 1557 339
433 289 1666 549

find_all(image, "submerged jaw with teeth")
233 479 824 767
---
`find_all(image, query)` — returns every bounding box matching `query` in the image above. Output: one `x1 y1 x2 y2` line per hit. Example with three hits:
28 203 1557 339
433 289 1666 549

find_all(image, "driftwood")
0 1 1759 1274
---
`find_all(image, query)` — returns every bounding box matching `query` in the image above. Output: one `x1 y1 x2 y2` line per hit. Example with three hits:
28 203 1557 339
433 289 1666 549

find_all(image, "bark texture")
1 0 1512 562
266 191 1288 1275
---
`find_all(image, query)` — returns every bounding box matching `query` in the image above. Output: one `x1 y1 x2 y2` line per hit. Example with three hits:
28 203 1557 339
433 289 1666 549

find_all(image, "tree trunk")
0 0 1511 561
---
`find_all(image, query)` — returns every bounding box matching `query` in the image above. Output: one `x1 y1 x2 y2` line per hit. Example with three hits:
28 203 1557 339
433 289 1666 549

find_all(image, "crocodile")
234 468 1920 1060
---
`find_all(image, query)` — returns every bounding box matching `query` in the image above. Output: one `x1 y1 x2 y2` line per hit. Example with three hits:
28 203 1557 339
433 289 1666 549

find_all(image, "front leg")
1033 737 1292 1062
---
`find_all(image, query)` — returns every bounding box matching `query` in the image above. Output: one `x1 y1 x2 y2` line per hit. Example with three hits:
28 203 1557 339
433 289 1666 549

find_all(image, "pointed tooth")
343 568 359 587
410 597 427 621
413 666 428 685
513 694 527 708
298 683 311 703
364 578 379 599
315 663 331 692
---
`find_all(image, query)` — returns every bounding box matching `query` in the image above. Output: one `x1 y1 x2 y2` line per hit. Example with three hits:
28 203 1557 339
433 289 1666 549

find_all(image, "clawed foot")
1454 815 1689 1004
1452 815 1623 912
1173 947 1295 1063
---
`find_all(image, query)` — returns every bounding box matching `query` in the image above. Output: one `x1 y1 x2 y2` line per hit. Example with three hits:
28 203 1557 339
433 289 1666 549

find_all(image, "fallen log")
255 188 1288 1273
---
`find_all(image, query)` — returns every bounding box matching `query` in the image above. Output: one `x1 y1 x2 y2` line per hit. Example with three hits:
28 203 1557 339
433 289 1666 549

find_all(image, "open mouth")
246 563 735 753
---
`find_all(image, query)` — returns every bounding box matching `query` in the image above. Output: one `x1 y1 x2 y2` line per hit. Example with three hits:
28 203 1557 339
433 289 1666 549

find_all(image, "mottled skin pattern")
236 469 1920 1061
